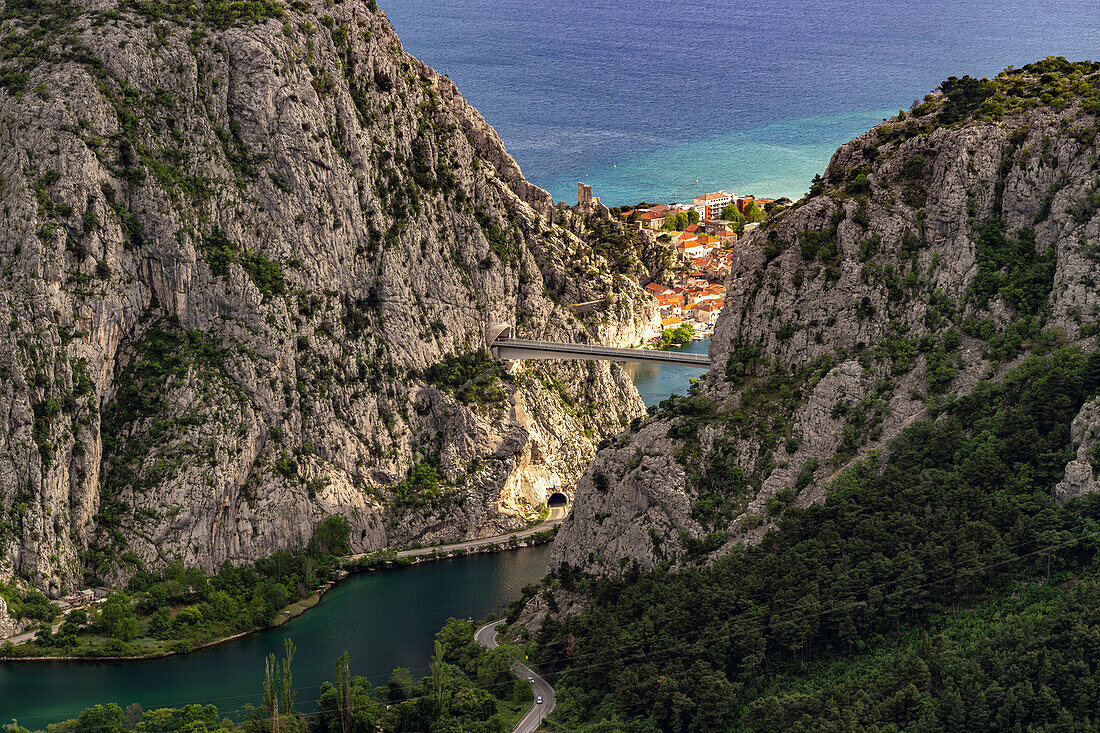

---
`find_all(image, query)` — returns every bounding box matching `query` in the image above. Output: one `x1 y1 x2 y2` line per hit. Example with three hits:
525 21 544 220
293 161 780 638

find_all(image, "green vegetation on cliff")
423 350 512 408
884 57 1100 133
0 0 292 100
88 318 244 579
531 347 1100 731
3 516 350 659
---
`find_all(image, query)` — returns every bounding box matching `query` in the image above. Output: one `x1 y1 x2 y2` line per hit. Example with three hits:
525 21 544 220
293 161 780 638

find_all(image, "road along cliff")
551 60 1100 575
0 0 665 596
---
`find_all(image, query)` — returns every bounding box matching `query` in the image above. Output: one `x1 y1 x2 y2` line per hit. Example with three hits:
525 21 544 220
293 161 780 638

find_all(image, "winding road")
346 504 568 562
476 619 555 733
3 619 62 645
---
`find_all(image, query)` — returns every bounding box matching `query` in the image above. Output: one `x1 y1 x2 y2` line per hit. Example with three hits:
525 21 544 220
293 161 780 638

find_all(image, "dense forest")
528 346 1100 731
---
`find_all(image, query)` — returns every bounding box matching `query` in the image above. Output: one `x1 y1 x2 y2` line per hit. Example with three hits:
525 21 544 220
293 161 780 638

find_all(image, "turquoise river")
2 547 551 725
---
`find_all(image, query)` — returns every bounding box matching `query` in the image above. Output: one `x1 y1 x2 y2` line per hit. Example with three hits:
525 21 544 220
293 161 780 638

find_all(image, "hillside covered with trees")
526 58 1100 731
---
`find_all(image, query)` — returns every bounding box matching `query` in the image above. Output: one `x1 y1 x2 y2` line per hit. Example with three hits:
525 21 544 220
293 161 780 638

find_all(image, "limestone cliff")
552 60 1100 574
0 0 660 593
1054 397 1100 503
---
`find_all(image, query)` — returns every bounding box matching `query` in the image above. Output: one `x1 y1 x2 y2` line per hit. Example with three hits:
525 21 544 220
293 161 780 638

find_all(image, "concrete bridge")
486 324 711 368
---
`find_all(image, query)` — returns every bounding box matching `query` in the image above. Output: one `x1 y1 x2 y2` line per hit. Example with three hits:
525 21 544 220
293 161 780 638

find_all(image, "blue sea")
384 0 1100 206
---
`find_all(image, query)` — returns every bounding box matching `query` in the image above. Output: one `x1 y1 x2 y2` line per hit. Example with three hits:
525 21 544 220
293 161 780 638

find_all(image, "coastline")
0 522 561 663
541 110 895 207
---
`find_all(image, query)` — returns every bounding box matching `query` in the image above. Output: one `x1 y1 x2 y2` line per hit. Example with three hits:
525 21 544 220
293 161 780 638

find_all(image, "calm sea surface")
5 0 1099 724
385 0 1100 204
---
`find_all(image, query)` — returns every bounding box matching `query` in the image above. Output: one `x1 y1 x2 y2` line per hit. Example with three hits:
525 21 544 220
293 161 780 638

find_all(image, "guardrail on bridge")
490 338 711 367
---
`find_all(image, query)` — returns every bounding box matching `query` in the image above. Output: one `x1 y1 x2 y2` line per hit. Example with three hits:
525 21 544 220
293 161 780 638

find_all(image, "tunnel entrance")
548 492 569 508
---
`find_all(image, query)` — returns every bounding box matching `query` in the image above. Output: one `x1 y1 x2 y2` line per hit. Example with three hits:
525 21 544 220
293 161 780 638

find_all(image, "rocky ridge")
0 0 662 594
552 60 1100 575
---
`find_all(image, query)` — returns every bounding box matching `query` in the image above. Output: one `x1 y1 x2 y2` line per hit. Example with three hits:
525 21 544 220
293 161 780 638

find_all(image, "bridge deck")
492 338 711 367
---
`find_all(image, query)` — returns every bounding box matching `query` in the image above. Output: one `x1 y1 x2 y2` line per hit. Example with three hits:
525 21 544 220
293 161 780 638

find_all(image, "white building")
692 190 733 220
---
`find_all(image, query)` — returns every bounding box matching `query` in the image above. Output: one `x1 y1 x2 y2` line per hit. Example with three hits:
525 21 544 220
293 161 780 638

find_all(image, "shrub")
200 229 286 298
310 514 351 556
794 458 820 491
237 249 286 298
903 154 926 178
199 229 237 277
275 451 298 478
392 463 450 511
847 173 871 194
938 75 993 124
202 0 285 29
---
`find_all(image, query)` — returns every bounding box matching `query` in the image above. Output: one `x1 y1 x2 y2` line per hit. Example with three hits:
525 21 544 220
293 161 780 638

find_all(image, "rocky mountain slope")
552 59 1100 574
0 0 664 595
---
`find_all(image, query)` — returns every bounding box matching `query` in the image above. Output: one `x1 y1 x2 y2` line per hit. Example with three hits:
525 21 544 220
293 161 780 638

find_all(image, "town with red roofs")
607 187 790 344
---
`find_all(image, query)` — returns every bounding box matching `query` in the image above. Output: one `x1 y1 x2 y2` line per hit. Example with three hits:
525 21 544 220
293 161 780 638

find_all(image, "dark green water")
0 544 551 726
1 344 697 726
623 338 711 407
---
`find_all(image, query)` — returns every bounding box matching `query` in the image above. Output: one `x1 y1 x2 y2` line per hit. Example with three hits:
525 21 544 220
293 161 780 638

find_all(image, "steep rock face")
553 63 1100 575
0 0 658 592
0 595 25 638
1054 397 1100 504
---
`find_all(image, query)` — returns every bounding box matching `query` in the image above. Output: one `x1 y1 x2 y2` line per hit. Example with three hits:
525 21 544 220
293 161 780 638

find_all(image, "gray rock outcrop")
1055 398 1100 504
0 0 659 593
0 595 26 638
552 75 1100 575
